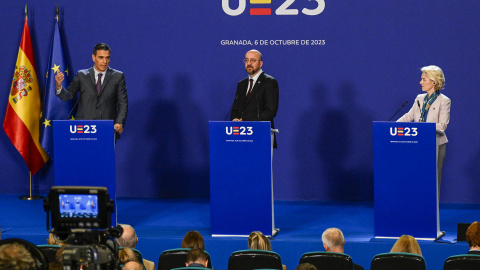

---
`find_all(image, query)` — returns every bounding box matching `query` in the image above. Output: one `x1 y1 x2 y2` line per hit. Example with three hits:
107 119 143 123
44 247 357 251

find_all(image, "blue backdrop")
1 1 479 203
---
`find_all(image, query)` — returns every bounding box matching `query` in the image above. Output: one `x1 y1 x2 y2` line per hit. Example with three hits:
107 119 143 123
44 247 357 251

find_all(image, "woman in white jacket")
397 65 451 193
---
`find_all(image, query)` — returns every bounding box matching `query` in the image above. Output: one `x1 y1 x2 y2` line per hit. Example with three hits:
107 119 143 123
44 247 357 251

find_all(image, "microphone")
417 100 424 122
388 100 408 121
67 87 80 120
224 94 238 121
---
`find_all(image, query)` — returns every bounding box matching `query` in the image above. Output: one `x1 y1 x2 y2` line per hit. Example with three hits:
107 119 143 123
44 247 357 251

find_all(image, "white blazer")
397 93 451 145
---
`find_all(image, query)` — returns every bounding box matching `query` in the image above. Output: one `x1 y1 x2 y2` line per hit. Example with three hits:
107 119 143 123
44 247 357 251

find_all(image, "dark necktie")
96 73 103 95
245 79 254 103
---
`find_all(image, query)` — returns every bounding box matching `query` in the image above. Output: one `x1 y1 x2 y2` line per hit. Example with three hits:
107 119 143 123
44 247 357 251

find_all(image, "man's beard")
246 66 259 75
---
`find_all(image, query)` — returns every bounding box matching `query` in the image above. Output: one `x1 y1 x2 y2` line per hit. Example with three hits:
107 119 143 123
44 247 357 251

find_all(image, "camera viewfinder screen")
59 194 99 218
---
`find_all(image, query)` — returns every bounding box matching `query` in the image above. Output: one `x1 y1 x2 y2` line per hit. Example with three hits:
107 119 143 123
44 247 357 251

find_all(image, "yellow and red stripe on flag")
3 18 48 175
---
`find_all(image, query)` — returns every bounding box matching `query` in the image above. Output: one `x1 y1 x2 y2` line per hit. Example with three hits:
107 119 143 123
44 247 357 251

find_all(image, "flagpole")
17 4 44 201
19 172 43 200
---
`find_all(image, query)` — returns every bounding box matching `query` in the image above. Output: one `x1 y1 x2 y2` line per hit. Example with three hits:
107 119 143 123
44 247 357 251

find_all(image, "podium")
53 120 116 222
209 121 276 236
373 121 442 239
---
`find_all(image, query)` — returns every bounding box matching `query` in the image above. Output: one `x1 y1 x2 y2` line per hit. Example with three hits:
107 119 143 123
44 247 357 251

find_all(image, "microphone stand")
388 100 408 121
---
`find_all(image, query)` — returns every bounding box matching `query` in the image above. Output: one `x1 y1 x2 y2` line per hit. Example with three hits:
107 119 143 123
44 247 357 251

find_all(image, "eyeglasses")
243 58 260 64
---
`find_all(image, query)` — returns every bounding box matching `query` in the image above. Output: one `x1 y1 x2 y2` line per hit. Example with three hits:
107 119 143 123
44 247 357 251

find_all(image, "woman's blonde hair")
421 65 445 91
248 231 271 251
390 235 422 255
119 247 139 265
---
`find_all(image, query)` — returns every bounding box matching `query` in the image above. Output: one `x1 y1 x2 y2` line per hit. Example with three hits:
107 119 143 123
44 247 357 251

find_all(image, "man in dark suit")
55 43 128 137
466 221 480 255
231 49 279 147
322 228 364 270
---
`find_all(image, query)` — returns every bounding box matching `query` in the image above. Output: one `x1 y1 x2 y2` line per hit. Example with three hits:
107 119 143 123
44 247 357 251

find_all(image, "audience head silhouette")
466 221 480 249
119 247 139 265
322 228 345 253
296 262 318 270
390 235 422 255
0 242 39 270
123 260 143 270
186 248 209 267
181 231 205 250
248 231 271 251
116 224 138 248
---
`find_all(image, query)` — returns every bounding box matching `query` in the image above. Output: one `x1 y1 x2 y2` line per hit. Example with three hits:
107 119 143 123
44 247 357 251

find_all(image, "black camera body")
62 244 116 270
44 186 113 231
44 186 122 270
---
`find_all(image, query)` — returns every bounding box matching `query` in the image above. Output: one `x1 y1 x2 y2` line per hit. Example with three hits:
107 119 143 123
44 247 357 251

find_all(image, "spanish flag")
3 16 49 175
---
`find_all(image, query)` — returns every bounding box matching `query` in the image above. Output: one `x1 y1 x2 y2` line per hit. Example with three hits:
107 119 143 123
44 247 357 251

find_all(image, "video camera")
43 186 122 270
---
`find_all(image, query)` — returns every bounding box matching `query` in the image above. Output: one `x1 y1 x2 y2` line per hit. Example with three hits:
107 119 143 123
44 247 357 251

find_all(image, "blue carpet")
1 194 478 270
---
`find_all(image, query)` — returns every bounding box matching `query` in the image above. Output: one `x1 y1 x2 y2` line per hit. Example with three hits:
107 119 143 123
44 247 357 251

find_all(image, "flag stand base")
19 195 43 200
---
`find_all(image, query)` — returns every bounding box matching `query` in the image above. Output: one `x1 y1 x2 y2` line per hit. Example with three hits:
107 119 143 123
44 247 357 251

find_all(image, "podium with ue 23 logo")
209 121 277 236
373 121 442 239
53 120 116 222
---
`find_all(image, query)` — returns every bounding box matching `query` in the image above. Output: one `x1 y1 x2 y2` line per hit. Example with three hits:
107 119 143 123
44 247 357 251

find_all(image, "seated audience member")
0 242 39 270
120 248 140 265
466 221 480 254
185 248 208 268
248 231 272 250
181 231 205 250
296 263 318 270
124 260 144 270
116 224 155 270
248 231 286 270
390 235 422 255
322 228 364 270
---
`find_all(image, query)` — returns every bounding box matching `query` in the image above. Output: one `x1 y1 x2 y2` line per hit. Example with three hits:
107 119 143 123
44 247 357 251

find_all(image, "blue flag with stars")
40 19 76 159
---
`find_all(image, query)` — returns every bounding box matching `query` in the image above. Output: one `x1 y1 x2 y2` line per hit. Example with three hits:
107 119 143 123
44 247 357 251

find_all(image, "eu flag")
40 18 76 159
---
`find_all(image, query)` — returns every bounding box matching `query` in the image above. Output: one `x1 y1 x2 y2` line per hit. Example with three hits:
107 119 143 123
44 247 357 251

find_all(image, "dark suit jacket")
467 250 480 255
231 71 279 147
56 67 128 127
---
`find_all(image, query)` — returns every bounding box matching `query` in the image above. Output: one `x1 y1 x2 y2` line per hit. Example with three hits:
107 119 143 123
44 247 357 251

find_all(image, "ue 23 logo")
222 0 325 16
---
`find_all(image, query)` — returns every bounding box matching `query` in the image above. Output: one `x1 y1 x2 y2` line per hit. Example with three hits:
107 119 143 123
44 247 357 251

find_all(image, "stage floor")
1 194 478 270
